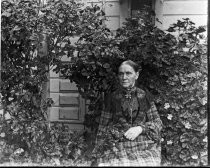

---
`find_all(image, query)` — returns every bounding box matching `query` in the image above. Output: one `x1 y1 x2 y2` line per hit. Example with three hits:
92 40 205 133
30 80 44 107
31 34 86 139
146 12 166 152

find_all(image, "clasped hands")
124 126 143 141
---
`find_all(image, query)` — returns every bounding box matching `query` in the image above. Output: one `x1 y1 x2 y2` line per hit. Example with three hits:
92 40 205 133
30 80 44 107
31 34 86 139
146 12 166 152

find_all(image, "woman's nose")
122 74 127 79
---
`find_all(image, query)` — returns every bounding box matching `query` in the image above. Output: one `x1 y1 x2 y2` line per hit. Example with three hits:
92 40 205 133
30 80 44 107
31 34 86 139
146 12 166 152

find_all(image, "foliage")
1 0 89 165
115 8 207 166
159 18 207 166
54 5 207 166
0 117 88 165
2 0 52 162
1 0 207 166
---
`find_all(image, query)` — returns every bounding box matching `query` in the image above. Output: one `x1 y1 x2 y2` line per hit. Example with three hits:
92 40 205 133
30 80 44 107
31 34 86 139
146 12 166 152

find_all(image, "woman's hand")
124 126 143 141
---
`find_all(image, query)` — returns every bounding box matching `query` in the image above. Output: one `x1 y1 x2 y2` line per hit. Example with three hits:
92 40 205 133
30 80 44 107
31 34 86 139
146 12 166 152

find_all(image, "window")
130 0 154 18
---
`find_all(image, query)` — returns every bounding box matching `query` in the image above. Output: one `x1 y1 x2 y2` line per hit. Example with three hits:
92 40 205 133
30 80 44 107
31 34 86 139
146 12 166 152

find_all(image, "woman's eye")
118 72 132 76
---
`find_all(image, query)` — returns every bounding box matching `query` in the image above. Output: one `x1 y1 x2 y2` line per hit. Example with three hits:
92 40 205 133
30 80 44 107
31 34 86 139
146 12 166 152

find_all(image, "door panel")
59 107 79 120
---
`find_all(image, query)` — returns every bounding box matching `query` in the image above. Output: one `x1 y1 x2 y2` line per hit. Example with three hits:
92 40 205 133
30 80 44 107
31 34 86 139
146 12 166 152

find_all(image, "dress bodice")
110 87 149 130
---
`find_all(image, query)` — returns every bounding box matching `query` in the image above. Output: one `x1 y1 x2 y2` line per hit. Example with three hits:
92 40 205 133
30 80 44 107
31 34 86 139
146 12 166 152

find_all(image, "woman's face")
118 64 139 89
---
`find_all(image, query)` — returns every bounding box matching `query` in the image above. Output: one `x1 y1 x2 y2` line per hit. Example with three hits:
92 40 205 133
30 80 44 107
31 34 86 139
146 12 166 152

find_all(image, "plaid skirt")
97 141 161 167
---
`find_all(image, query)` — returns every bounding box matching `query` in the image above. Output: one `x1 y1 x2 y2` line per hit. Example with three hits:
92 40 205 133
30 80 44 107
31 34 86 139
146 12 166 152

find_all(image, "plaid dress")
93 87 163 166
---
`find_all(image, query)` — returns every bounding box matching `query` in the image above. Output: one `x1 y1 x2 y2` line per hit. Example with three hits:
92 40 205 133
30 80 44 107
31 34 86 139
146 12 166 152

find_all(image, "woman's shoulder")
110 89 123 100
136 87 146 99
136 87 154 106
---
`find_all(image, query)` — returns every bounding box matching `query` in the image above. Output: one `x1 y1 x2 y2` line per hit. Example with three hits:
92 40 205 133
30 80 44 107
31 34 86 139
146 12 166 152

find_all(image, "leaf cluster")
1 0 207 166
54 6 207 166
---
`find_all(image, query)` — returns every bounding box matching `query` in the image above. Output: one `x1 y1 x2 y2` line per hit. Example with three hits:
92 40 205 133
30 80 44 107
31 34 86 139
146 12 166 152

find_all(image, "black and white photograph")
0 0 208 166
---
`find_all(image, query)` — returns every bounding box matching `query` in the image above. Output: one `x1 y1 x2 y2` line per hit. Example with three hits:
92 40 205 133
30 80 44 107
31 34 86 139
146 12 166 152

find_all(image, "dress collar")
120 86 137 99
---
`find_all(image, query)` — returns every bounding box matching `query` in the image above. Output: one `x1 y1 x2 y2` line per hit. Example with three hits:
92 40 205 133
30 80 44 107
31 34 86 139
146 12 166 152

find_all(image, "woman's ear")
135 71 139 80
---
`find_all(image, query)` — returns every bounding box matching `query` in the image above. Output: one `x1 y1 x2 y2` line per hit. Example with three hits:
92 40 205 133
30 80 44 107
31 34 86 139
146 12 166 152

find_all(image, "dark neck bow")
121 86 137 99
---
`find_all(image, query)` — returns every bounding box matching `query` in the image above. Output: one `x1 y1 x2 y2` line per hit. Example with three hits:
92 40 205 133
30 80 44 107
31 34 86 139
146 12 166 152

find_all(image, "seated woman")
92 60 163 166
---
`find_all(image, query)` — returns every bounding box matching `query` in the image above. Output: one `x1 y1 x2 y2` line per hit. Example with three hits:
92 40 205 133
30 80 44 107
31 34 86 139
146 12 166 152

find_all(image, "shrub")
1 0 89 165
1 0 207 166
158 18 207 166
55 6 207 166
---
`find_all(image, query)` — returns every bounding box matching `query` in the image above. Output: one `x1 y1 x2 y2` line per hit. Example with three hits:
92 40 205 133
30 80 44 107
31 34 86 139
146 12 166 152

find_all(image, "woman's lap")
98 156 161 166
98 147 161 167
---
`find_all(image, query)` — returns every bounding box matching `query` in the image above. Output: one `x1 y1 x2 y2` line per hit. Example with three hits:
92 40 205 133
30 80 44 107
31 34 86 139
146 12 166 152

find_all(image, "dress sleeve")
139 102 163 143
95 94 113 145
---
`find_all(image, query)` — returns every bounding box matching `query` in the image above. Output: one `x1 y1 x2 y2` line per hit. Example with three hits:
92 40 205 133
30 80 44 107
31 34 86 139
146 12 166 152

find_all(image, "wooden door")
49 65 86 130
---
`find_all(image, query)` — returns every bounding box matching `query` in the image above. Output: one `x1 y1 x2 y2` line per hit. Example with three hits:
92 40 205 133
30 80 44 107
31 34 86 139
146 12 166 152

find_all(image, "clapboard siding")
163 15 208 30
164 1 207 15
162 0 207 29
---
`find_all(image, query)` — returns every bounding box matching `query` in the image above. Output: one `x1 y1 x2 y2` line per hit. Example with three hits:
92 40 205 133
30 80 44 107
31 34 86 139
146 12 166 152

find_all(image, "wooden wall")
156 0 207 30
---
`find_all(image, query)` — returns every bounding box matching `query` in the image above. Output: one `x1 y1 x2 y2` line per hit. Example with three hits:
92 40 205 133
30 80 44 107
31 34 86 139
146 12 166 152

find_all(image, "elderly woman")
92 60 163 166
